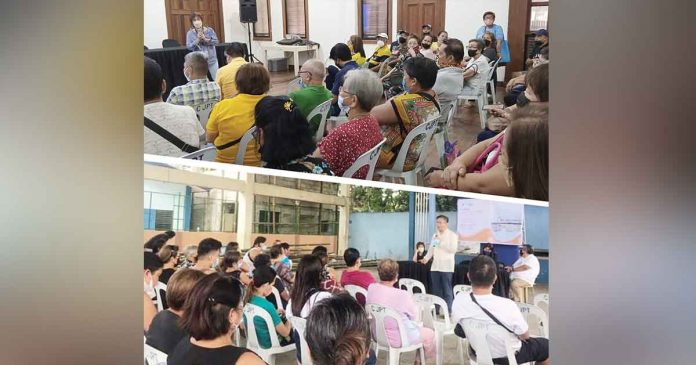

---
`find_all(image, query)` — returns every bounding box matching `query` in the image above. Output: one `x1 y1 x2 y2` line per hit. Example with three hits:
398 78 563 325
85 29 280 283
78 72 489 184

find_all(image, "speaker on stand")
239 0 262 64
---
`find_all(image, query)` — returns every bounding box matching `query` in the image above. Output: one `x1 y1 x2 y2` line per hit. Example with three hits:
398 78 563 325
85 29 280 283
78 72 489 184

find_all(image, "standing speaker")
239 0 258 23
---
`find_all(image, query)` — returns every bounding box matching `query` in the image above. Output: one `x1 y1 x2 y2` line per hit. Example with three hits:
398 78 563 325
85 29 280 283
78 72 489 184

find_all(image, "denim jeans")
430 271 454 313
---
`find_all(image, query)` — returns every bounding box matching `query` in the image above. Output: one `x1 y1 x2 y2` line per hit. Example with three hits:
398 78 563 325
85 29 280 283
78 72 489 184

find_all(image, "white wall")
144 0 509 78
444 0 509 81
144 0 168 49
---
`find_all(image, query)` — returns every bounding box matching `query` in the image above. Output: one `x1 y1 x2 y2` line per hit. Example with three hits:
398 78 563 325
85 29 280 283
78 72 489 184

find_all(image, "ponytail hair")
243 265 276 305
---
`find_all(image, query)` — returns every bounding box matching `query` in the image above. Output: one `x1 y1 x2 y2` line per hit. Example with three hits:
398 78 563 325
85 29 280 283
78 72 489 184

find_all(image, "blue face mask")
299 78 306 89
401 78 410 93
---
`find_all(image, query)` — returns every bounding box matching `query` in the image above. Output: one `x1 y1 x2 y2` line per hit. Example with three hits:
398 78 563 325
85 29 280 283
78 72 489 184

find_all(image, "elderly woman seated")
313 69 384 178
366 259 435 364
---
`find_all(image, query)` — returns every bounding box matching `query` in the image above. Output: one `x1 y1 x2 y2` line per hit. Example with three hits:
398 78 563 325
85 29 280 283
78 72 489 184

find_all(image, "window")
253 0 272 40
359 0 391 41
283 0 308 38
529 4 549 32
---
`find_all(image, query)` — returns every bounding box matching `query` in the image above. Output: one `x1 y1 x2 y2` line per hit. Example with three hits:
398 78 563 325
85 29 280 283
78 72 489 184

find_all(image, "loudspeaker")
239 0 258 23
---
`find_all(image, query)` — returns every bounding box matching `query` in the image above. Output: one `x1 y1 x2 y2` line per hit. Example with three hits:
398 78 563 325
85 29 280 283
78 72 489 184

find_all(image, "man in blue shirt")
328 43 360 116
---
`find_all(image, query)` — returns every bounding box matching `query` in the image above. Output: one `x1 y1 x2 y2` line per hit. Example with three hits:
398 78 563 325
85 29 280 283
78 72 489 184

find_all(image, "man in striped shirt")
166 51 221 107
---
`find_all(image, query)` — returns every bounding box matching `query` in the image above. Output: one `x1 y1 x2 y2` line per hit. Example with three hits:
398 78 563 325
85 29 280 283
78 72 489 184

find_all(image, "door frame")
396 0 446 36
164 0 226 45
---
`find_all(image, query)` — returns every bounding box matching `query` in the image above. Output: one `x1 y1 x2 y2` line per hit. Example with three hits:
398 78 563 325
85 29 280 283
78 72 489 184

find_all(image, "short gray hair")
343 69 383 111
184 51 209 74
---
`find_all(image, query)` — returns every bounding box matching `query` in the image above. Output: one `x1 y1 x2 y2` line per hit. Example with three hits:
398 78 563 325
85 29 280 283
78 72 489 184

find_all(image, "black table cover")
397 260 432 294
144 43 248 101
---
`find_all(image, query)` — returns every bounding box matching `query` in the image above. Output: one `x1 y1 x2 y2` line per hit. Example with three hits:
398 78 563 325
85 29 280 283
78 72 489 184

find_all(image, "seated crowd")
143 235 549 365
144 11 549 200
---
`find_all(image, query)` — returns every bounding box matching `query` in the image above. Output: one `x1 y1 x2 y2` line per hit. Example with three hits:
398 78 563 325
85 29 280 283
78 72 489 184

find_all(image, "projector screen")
456 199 525 246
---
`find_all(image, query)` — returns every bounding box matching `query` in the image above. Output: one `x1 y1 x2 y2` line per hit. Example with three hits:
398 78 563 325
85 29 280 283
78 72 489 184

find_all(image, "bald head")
301 59 326 85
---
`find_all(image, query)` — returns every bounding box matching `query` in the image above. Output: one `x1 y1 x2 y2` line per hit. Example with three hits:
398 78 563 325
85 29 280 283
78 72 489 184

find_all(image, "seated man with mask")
327 43 360 117
366 33 392 71
289 59 332 134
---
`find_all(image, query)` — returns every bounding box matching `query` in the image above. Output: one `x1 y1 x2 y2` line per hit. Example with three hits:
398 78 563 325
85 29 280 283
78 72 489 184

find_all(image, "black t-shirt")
167 339 255 365
159 268 176 285
145 310 187 354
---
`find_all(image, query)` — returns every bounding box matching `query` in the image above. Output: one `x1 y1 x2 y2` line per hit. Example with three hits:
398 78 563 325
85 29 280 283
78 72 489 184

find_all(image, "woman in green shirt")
243 265 293 349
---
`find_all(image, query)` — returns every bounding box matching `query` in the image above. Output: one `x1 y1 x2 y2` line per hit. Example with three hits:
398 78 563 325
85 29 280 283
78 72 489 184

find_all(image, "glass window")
284 0 308 38
253 0 272 39
529 6 549 32
359 0 390 40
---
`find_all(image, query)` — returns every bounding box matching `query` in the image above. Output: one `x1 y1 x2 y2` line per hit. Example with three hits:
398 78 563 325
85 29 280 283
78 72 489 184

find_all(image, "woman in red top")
314 69 383 178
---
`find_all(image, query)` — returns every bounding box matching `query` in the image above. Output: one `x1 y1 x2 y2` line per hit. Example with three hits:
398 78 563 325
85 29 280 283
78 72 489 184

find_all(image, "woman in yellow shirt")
206 63 269 165
348 35 366 66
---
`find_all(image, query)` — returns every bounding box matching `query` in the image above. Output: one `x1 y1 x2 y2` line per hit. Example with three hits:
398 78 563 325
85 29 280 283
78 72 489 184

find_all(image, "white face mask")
337 95 351 115
376 40 385 48
144 276 156 298
260 244 268 251
193 20 203 29
417 248 424 254
212 256 220 270
183 67 191 82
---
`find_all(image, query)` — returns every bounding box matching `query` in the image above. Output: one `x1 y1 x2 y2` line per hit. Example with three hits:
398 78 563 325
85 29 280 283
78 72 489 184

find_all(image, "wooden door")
397 0 446 37
165 0 225 47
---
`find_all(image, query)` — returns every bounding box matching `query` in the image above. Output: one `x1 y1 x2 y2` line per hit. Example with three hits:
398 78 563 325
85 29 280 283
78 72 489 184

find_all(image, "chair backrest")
488 58 501 81
461 318 520 365
453 284 473 297
234 126 257 165
308 99 333 142
533 293 549 308
390 114 439 173
344 284 368 305
181 145 216 161
162 39 181 48
398 278 426 295
269 285 284 311
412 293 452 329
516 302 549 338
342 138 386 180
287 77 302 94
243 303 283 349
365 303 413 349
290 317 313 365
154 282 167 312
144 344 168 365
192 101 218 130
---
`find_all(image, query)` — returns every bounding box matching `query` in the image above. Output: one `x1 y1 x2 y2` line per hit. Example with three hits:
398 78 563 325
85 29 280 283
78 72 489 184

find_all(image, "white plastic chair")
234 126 257 165
144 343 167 365
433 105 457 168
533 293 549 312
289 317 313 365
453 284 473 298
307 99 333 142
192 101 217 130
376 115 440 185
344 284 368 304
486 58 501 104
343 138 386 180
412 293 464 365
398 278 426 295
287 77 302 94
154 282 167 312
516 302 549 338
181 144 216 161
461 318 529 365
456 66 490 129
269 285 284 311
365 303 426 365
243 303 296 365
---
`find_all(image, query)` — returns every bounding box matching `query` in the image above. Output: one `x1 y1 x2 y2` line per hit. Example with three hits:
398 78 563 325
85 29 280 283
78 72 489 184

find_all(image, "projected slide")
456 199 524 245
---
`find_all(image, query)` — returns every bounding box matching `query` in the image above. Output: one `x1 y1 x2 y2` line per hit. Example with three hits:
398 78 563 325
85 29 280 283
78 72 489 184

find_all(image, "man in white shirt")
421 215 459 312
144 56 204 157
462 39 491 95
506 244 540 302
452 255 549 364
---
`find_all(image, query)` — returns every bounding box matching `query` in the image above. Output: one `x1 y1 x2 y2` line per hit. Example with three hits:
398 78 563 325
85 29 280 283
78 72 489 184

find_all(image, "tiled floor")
267 69 502 185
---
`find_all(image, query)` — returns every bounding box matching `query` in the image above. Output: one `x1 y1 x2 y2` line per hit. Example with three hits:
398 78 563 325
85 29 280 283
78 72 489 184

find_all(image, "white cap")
377 32 388 39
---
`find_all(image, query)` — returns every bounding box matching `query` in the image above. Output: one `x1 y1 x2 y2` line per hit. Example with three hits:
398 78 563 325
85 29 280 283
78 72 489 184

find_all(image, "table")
144 43 248 100
261 44 319 75
397 261 432 293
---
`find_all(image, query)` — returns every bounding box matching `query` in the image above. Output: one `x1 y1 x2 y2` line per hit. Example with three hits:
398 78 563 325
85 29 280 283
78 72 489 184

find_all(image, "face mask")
183 67 191 82
299 78 306 89
417 248 424 254
484 40 491 47
193 20 203 29
337 95 351 115
535 40 543 46
467 49 477 57
399 37 406 44
212 257 220 269
519 250 525 256
260 244 268 251
144 276 156 298
421 43 430 49
516 92 530 108
376 40 385 48
401 78 410 93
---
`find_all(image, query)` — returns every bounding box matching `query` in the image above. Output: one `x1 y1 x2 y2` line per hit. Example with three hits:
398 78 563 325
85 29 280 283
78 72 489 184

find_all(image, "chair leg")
477 97 486 129
491 82 497 104
404 171 416 186
435 132 446 169
436 333 443 365
419 347 426 365
388 349 399 365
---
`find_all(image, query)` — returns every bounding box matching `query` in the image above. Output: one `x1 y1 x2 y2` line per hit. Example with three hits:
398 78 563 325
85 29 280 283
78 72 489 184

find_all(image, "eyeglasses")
298 70 312 77
339 86 354 96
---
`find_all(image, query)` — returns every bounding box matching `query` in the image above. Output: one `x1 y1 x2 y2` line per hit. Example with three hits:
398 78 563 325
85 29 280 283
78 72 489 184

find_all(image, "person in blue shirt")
476 11 509 64
326 43 360 116
186 12 220 80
